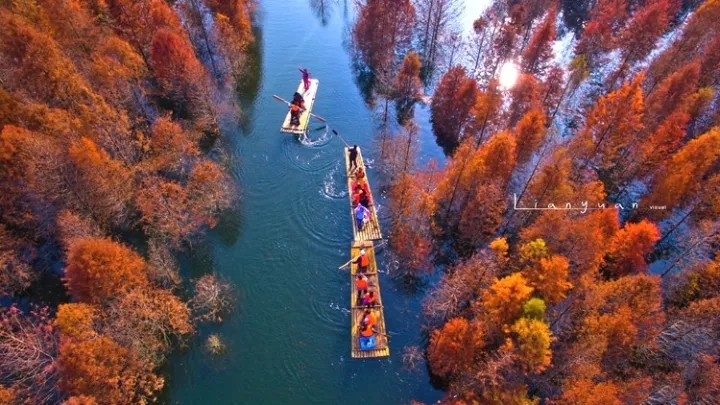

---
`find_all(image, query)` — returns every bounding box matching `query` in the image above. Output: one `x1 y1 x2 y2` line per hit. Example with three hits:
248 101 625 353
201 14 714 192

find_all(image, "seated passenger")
356 274 368 304
359 191 371 208
358 324 376 350
354 204 370 231
361 309 377 328
362 291 378 308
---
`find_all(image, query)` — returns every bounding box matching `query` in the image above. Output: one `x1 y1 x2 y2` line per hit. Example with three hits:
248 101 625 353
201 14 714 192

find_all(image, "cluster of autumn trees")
0 0 254 403
349 0 720 403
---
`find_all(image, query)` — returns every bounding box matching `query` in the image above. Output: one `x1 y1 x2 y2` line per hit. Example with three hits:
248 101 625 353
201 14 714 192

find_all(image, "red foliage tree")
352 0 415 71
430 66 479 153
506 73 541 127
609 0 672 87
574 0 627 66
604 220 661 277
521 8 556 76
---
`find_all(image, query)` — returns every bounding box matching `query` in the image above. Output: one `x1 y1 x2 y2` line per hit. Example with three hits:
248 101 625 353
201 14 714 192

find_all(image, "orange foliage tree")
68 137 133 227
513 109 546 167
64 238 148 304
392 51 423 114
558 379 623 405
643 128 720 217
430 66 479 153
572 74 645 179
466 80 503 147
57 336 163 404
149 28 217 132
389 166 438 273
427 318 486 380
483 273 534 328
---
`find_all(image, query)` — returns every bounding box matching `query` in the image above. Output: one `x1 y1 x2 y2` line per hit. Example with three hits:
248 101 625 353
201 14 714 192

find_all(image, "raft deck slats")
280 79 319 135
349 241 389 358
344 147 382 241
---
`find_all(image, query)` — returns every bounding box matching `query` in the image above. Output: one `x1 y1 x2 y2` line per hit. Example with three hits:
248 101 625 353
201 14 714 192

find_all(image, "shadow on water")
178 242 215 280
236 25 264 134
214 206 244 247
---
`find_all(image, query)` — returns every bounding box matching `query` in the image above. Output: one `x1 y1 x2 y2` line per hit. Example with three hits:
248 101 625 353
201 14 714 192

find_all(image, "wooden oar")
339 255 360 269
332 129 351 148
272 95 326 122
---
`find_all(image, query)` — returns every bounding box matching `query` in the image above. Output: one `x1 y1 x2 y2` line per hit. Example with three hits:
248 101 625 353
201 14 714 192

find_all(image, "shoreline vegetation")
350 0 719 403
0 0 255 403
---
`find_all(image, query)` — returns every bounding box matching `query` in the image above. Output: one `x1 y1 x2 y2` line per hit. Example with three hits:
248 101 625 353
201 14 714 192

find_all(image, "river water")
164 0 452 404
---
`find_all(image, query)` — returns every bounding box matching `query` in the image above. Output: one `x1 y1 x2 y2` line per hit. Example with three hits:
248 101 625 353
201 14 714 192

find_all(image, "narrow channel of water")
164 0 453 403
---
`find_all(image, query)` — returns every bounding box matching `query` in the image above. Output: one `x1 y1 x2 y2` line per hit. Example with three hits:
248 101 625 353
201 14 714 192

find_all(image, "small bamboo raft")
349 241 389 358
280 78 319 135
344 147 382 241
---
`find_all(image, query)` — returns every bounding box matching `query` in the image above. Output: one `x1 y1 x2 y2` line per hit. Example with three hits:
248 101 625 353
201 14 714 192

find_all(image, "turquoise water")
164 0 447 404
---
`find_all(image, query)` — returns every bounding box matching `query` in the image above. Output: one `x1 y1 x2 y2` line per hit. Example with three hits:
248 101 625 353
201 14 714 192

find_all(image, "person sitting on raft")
354 203 370 231
353 249 370 274
359 324 376 346
356 274 368 305
352 187 363 207
362 291 378 308
361 309 377 329
359 190 371 208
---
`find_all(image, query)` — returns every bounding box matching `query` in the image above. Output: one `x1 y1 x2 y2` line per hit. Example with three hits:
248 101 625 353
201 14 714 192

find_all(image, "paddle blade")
314 125 326 132
332 130 339 135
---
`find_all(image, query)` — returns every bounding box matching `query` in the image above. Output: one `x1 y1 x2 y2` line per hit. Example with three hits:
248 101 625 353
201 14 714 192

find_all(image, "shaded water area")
164 0 448 403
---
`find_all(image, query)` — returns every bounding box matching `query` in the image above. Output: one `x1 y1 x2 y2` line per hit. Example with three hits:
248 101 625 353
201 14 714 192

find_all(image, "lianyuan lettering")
512 194 667 214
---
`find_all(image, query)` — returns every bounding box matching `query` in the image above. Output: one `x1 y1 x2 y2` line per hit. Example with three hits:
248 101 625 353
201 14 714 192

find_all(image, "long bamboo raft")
344 147 382 241
349 241 390 358
280 78 319 135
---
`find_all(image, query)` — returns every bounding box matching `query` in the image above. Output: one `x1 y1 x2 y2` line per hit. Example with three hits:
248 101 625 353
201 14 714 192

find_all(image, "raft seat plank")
280 79 319 135
344 147 382 241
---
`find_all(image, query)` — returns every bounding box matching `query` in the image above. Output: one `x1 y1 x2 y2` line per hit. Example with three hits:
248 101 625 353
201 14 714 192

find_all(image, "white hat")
360 249 366 255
